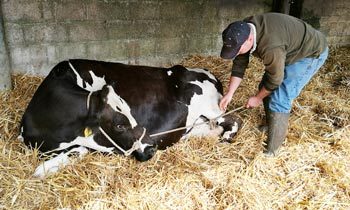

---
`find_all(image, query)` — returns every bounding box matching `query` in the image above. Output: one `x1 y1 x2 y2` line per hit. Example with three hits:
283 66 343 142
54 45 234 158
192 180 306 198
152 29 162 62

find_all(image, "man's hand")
246 96 263 108
246 86 272 108
219 76 243 111
219 93 233 111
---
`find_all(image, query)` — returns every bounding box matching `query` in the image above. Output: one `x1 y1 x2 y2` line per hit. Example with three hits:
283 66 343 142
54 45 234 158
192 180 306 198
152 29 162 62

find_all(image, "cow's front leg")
33 146 89 179
217 114 242 143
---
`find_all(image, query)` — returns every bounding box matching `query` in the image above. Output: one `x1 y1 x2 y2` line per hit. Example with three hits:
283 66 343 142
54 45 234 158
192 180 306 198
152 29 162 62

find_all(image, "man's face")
237 35 253 56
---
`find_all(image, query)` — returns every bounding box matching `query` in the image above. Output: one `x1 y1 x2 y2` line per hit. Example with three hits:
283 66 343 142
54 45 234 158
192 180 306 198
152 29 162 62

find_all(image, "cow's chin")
133 146 157 162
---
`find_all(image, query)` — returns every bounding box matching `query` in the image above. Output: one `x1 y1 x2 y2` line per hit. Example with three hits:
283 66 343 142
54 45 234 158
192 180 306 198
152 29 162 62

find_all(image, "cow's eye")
116 125 124 129
114 124 125 132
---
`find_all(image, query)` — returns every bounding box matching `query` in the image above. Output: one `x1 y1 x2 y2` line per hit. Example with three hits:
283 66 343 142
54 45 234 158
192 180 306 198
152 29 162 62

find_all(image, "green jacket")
231 13 327 91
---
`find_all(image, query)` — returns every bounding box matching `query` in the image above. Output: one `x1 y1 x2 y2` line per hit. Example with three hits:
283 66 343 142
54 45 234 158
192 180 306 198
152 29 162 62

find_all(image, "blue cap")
220 21 250 59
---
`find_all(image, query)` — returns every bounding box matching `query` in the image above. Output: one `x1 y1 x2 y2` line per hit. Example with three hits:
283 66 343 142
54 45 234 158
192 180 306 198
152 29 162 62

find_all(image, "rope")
88 93 147 156
86 92 93 110
99 127 147 156
149 106 245 137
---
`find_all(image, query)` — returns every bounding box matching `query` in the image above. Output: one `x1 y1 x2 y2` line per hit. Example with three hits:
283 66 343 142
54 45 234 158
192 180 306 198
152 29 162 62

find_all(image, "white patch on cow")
87 70 107 91
68 62 107 91
167 70 172 76
217 117 225 124
209 126 224 137
34 146 88 179
180 119 224 139
185 80 223 136
105 86 137 128
59 135 114 153
175 85 178 88
222 122 239 139
187 68 217 81
137 142 151 153
18 126 24 142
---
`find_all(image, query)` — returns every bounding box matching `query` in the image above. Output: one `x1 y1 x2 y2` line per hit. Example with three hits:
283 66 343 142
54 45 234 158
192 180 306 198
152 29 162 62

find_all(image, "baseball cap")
220 21 250 59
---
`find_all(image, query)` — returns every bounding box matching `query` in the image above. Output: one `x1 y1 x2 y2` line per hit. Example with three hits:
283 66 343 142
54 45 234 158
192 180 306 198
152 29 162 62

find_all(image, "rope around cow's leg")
149 106 245 137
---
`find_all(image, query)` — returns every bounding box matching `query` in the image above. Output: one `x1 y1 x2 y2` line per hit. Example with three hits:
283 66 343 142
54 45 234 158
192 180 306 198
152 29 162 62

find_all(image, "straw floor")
0 47 349 209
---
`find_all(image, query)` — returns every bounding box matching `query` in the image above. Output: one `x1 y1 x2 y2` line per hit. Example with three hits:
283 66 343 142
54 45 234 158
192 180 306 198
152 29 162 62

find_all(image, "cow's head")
91 85 157 161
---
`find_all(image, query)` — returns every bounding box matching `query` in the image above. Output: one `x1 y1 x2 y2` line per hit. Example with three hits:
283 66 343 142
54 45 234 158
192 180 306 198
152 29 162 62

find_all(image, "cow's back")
68 59 222 106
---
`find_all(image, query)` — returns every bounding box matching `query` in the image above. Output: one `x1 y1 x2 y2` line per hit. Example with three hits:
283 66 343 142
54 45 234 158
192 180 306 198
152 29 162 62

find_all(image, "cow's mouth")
132 128 157 161
99 126 156 160
133 145 157 162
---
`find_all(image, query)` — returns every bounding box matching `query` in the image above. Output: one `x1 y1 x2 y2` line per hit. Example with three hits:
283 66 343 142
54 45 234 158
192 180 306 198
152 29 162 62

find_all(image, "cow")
19 59 242 178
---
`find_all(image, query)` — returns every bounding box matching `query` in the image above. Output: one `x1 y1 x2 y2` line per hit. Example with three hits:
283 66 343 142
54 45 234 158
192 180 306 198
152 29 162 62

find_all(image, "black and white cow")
19 59 242 178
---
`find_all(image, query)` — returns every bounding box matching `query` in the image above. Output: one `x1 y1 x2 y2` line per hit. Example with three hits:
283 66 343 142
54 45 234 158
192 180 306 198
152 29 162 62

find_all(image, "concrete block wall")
0 0 349 78
301 0 350 46
1 0 270 76
0 2 11 90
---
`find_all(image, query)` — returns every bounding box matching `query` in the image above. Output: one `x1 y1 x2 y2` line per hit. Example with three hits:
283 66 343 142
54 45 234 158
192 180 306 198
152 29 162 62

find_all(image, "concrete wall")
301 0 350 46
0 0 11 90
0 0 349 80
1 0 270 76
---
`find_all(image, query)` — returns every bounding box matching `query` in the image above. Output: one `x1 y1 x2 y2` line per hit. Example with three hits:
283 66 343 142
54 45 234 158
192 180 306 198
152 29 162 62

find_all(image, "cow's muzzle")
133 145 157 162
131 126 157 161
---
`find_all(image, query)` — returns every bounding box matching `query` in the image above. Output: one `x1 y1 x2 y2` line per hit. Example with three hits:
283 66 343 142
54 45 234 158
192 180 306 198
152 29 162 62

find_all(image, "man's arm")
219 76 242 111
219 53 250 111
246 48 286 108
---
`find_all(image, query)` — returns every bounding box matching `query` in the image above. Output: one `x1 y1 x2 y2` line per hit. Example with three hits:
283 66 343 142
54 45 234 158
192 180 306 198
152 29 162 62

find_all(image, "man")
219 13 328 155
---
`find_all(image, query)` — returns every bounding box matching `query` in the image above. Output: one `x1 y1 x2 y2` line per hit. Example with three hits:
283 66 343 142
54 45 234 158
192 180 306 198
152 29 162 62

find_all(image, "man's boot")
264 112 290 156
258 97 270 133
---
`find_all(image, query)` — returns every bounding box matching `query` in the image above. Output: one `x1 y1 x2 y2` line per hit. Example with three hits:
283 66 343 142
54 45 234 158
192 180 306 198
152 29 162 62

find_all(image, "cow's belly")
184 80 223 137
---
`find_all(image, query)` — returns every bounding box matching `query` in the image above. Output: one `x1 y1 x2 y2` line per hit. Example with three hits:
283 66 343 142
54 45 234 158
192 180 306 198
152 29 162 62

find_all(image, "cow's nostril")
133 146 156 162
147 146 157 154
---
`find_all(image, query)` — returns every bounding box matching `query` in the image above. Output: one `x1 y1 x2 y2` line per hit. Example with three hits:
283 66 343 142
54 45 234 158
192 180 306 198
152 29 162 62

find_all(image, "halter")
87 91 148 156
99 127 147 156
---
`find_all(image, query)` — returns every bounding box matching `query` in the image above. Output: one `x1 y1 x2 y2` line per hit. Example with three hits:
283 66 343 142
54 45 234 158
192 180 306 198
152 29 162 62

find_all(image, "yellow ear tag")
84 127 93 137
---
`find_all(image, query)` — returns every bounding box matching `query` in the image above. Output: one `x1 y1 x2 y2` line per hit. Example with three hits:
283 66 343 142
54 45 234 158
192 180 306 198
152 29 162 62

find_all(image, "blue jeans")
268 48 329 113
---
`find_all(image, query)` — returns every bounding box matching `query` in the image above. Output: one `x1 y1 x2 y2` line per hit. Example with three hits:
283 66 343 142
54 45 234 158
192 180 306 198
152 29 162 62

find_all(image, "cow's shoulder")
168 65 216 82
47 60 74 80
167 65 223 95
57 59 109 91
45 60 95 88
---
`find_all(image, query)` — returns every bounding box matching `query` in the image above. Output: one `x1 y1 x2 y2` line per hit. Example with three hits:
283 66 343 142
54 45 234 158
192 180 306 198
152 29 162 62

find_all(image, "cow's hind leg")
34 146 89 179
217 114 242 143
183 115 224 139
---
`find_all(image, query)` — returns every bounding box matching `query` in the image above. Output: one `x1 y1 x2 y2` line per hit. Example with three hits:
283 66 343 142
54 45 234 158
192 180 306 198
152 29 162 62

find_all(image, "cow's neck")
85 91 101 126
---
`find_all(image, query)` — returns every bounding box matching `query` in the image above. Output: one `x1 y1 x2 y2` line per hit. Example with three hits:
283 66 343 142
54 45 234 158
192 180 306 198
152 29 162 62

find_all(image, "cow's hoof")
220 137 234 143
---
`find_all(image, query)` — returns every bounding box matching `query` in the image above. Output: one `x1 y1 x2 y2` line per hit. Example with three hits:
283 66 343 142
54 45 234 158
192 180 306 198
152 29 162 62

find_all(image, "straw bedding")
0 47 349 209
